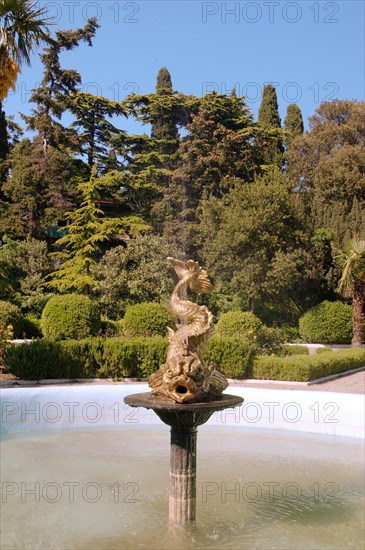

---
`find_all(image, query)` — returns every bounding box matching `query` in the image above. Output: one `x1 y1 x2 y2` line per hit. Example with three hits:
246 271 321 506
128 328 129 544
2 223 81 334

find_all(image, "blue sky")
3 0 365 132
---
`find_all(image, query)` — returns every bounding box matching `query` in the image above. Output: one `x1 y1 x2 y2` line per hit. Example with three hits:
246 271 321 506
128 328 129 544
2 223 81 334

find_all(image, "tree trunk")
351 281 364 347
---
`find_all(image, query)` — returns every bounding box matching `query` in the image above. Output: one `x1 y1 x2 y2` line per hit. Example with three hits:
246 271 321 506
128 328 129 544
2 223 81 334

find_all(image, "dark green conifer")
257 84 284 169
0 101 9 187
258 84 281 127
284 103 304 144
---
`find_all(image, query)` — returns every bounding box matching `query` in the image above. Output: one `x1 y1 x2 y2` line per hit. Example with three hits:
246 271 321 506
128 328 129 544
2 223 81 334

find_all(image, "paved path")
230 370 365 394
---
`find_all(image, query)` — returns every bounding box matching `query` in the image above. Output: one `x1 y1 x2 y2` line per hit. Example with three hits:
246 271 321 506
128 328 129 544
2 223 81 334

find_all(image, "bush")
5 336 168 380
22 314 42 338
123 303 174 337
0 300 24 337
315 347 333 354
41 294 101 341
4 339 99 379
253 348 365 382
203 337 257 379
98 336 168 379
215 310 262 338
281 344 309 356
299 301 356 344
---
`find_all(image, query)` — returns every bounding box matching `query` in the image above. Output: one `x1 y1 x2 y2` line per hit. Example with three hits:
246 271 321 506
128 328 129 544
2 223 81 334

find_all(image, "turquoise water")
1 426 364 549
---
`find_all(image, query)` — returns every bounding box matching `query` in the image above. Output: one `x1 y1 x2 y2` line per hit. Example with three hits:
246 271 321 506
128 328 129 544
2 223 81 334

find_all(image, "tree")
151 67 179 152
45 168 149 293
286 100 365 244
25 17 99 149
258 84 281 127
69 92 126 172
335 237 365 347
163 91 259 254
0 136 82 238
257 84 284 169
284 103 304 145
198 168 306 323
92 234 182 318
0 0 50 99
0 101 9 189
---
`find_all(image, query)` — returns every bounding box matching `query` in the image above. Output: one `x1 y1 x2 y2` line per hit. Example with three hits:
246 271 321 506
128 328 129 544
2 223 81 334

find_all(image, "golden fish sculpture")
148 258 228 403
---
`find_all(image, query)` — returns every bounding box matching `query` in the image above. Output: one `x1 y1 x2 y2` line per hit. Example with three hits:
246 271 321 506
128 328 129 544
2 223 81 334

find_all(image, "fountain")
124 257 243 524
1 258 364 548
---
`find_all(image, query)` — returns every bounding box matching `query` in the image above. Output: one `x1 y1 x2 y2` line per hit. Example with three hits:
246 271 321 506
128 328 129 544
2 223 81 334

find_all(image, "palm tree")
0 0 50 100
335 238 365 347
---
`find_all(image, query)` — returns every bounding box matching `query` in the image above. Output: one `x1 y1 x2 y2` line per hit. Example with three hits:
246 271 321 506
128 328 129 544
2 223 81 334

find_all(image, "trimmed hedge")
281 344 309 356
4 336 168 380
253 348 365 382
5 335 257 380
41 294 101 341
0 300 24 338
215 310 262 337
123 303 174 337
299 301 356 344
204 337 257 379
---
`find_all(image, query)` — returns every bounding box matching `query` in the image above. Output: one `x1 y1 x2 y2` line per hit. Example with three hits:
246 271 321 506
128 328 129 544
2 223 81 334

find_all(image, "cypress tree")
284 103 304 144
151 67 179 151
257 84 284 169
258 84 281 127
0 101 9 187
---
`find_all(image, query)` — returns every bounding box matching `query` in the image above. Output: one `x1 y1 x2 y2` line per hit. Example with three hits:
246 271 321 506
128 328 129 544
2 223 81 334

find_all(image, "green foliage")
5 336 167 380
299 301 355 344
258 85 281 128
0 299 23 337
0 323 14 367
4 338 100 379
41 293 101 340
92 234 181 318
281 344 309 356
22 313 42 338
0 237 52 311
200 169 306 324
98 336 168 378
215 310 262 337
214 310 283 355
284 103 304 144
315 347 333 354
203 337 257 378
286 100 365 245
253 348 365 382
45 169 149 293
123 302 174 337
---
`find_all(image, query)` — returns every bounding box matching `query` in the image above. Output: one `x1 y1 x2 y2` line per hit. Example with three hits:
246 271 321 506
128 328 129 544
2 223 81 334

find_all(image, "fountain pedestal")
124 392 243 524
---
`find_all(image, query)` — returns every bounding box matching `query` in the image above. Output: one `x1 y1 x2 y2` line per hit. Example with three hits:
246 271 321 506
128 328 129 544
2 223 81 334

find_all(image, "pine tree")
284 103 304 145
44 168 149 293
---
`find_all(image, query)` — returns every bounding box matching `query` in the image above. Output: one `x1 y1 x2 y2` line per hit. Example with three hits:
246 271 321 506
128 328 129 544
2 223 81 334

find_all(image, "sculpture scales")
148 257 228 403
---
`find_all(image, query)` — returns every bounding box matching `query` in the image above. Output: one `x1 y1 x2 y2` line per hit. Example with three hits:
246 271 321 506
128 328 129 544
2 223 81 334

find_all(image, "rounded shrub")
0 300 24 338
41 294 101 341
299 301 357 344
123 302 174 337
215 310 262 338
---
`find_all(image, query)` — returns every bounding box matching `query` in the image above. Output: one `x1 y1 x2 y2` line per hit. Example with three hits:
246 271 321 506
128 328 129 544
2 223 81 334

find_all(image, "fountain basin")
1 384 364 549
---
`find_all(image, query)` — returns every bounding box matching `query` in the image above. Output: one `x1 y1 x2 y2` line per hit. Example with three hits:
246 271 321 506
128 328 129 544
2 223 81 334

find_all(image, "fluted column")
169 426 197 524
